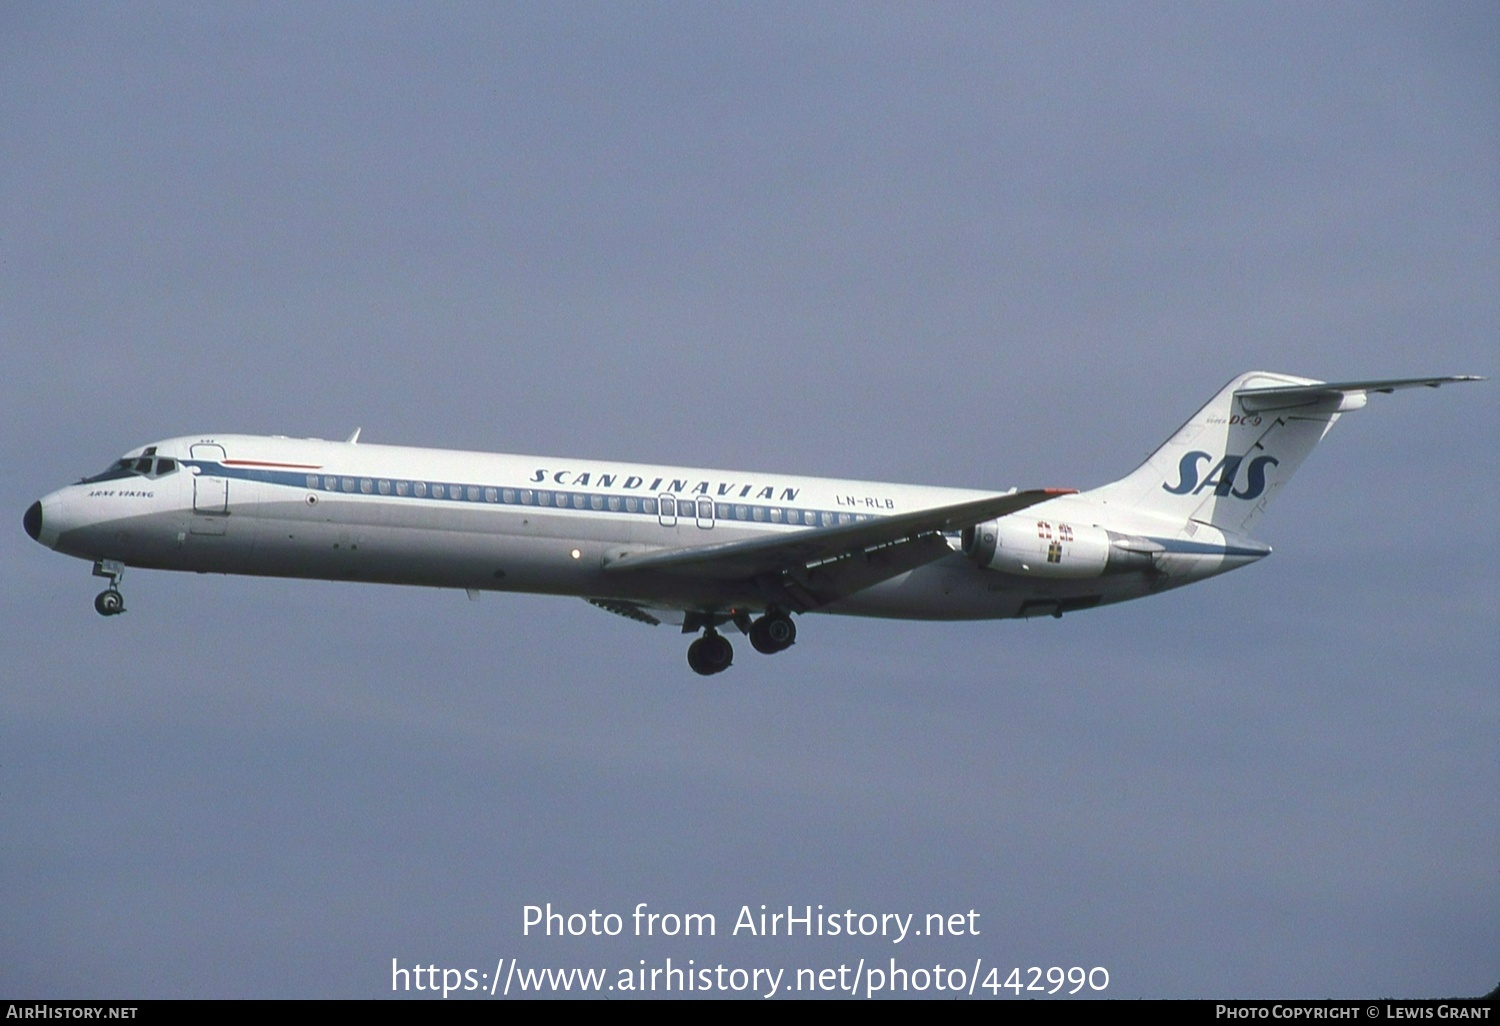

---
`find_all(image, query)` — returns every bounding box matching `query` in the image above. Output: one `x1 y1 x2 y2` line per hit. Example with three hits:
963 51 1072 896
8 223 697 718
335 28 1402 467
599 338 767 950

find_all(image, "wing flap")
584 597 662 626
782 533 958 609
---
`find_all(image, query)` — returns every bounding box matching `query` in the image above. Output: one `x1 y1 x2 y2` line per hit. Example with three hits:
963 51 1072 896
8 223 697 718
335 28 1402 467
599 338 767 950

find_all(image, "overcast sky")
3 2 1496 1000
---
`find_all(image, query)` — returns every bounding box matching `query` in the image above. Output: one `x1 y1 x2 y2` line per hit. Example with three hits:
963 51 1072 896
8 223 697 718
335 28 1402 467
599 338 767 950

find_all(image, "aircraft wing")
1235 375 1483 413
602 488 1072 587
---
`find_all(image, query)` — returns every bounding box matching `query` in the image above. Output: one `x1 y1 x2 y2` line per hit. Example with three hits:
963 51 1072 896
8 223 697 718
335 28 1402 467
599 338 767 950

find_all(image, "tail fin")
1088 371 1481 537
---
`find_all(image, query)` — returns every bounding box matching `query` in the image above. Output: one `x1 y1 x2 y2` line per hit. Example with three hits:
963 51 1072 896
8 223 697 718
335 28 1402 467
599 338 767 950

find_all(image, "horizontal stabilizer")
1235 375 1482 412
1089 371 1483 537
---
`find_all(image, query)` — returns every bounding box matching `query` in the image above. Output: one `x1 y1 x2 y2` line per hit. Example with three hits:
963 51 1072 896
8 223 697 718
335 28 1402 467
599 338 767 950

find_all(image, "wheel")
703 632 733 671
687 633 733 675
687 638 712 674
749 613 796 654
763 613 796 650
94 589 125 616
749 618 775 654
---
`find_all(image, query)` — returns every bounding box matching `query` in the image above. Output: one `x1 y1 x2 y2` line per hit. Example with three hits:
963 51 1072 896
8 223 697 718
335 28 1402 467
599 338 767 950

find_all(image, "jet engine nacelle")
961 517 1157 578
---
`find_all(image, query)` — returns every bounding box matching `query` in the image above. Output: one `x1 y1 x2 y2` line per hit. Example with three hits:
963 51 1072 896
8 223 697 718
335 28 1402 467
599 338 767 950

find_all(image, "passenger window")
396 481 409 496
306 475 318 488
342 478 356 493
643 498 657 515
414 482 427 497
591 495 604 510
379 480 391 495
468 486 480 501
735 505 748 520
432 484 445 499
573 494 586 509
608 496 621 511
521 489 533 504
537 491 551 505
361 479 373 494
626 497 639 513
485 487 497 502
503 489 515 503
770 508 782 523
752 507 765 522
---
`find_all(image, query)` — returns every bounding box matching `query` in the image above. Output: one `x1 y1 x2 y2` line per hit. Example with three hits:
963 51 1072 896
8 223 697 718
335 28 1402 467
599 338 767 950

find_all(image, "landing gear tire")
749 612 796 654
94 589 125 617
687 632 734 676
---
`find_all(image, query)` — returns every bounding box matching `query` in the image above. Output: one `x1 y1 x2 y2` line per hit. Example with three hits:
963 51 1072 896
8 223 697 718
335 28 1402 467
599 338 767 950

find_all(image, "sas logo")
1163 452 1280 500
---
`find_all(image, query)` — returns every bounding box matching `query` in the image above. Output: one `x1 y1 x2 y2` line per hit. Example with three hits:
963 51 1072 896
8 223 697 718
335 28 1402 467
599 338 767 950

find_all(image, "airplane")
24 371 1481 675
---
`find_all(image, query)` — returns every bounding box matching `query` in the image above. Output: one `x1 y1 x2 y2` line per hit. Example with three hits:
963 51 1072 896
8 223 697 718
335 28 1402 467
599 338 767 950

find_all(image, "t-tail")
1087 371 1482 538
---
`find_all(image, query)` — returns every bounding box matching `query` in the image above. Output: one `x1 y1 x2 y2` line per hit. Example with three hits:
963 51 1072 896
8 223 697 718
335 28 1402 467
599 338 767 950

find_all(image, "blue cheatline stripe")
180 461 874 530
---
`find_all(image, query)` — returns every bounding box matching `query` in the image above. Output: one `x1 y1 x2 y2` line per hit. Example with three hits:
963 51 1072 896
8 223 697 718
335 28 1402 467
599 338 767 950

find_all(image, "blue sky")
3 2 1495 999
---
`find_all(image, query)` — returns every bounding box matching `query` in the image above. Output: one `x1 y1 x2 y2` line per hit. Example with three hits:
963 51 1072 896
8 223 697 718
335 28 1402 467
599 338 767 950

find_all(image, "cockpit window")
80 459 135 484
79 455 179 484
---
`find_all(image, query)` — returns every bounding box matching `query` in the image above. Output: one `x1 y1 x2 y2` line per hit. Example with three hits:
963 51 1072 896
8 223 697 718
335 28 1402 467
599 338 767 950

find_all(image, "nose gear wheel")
91 560 126 616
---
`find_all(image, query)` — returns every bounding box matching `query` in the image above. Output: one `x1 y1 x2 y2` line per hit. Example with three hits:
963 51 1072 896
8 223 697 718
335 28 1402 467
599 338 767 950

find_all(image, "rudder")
1088 371 1341 536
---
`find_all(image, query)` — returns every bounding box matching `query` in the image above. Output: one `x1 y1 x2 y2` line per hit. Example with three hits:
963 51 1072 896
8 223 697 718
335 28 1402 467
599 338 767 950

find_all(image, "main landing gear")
685 610 798 676
92 559 126 617
748 610 796 655
687 631 734 676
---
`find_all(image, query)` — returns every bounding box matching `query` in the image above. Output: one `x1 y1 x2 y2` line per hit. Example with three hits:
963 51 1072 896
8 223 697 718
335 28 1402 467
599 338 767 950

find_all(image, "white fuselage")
29 433 1262 624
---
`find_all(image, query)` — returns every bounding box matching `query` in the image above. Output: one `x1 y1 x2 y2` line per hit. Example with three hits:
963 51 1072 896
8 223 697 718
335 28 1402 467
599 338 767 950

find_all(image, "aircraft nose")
24 500 42 542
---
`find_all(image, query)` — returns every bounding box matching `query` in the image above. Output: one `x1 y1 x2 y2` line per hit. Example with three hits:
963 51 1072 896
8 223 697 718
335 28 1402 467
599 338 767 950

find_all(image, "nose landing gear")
91 559 126 617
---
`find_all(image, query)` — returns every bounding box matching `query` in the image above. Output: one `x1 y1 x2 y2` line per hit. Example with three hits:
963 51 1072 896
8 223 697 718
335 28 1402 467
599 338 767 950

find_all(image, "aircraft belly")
52 504 250 571
48 486 1177 622
220 498 751 595
821 561 1156 621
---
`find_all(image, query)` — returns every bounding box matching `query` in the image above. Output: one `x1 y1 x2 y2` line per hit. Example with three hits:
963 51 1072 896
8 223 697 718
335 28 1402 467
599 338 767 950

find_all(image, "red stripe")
221 459 324 470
